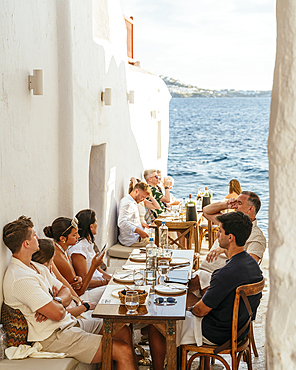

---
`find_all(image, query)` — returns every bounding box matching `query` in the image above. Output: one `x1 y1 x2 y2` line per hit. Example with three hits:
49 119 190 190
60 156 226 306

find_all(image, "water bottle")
0 324 7 360
145 237 157 283
159 221 168 250
179 197 186 220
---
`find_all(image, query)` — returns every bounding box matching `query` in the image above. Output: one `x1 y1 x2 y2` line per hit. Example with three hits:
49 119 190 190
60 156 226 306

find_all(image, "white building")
0 0 171 303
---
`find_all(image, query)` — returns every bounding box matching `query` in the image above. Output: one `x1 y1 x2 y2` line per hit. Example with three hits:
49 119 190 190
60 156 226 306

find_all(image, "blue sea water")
168 97 270 238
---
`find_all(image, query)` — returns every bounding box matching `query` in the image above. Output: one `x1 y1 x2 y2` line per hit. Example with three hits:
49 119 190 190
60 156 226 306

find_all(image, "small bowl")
118 289 148 305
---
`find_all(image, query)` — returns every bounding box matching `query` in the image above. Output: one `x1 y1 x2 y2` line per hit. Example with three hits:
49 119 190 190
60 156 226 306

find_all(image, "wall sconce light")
101 88 112 106
151 110 157 119
28 69 44 95
127 90 135 104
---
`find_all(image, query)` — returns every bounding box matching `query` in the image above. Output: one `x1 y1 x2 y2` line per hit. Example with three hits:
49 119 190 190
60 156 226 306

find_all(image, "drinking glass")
125 291 139 314
158 259 170 285
133 269 144 287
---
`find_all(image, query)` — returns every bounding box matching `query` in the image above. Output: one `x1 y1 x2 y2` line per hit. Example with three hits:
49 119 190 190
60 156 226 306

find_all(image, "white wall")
267 0 296 367
0 0 170 305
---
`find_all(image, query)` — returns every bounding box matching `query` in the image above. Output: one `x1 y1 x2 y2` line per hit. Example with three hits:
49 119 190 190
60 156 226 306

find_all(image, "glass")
158 259 170 285
133 269 144 287
163 245 173 259
125 291 139 315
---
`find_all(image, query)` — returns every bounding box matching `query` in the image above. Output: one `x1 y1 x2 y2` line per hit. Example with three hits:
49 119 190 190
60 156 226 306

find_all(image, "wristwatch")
53 296 62 304
82 302 90 311
165 186 169 189
189 306 197 316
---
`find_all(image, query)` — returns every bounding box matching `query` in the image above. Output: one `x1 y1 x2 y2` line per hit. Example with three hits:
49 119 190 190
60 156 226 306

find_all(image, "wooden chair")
181 278 265 370
154 220 198 252
198 219 219 251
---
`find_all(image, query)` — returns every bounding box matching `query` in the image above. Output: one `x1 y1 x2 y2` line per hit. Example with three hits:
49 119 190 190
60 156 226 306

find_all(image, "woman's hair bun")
43 225 53 238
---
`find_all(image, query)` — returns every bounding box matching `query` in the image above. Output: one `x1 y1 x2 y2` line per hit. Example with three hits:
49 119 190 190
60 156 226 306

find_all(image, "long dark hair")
32 238 55 264
43 217 75 242
76 209 96 243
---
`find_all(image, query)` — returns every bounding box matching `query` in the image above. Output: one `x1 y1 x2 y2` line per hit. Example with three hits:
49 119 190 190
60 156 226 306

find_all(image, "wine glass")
133 269 144 288
158 259 170 285
125 290 139 314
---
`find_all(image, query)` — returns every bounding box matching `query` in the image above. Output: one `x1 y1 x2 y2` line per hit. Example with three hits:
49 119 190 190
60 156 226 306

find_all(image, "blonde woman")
225 179 242 200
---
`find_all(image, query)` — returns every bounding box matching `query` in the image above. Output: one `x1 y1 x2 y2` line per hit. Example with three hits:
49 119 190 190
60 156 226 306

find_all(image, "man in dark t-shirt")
149 211 263 370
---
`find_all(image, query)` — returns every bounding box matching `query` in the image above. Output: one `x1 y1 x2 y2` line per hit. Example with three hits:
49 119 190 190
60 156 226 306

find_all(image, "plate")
111 287 123 299
113 271 134 283
154 283 186 295
170 257 190 266
122 264 146 270
129 254 146 262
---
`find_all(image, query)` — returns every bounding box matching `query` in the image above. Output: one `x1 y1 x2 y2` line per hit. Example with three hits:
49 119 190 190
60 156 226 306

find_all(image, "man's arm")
190 299 212 317
203 199 237 223
37 300 67 321
159 178 171 203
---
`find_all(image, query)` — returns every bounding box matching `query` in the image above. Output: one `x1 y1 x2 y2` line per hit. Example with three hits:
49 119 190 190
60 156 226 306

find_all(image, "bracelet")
82 302 90 311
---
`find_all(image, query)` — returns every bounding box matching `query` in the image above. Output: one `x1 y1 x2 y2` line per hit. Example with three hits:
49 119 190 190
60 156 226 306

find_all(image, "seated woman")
225 179 242 199
129 177 160 224
163 176 180 206
32 238 96 318
67 210 111 298
44 217 106 302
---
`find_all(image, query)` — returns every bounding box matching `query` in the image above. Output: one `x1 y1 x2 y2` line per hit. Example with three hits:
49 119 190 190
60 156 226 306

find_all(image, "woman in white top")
68 210 111 297
44 216 106 302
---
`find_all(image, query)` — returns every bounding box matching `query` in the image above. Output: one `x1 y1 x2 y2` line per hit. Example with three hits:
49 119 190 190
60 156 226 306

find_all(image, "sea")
167 97 270 238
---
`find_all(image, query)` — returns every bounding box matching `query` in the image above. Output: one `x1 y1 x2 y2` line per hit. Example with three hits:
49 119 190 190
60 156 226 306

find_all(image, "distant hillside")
160 76 271 98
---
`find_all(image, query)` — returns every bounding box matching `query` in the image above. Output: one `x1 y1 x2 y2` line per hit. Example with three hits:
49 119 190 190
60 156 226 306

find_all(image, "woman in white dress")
44 216 106 302
68 210 111 302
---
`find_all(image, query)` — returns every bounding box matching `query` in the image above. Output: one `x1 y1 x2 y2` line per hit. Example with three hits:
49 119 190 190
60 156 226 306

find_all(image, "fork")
164 283 188 290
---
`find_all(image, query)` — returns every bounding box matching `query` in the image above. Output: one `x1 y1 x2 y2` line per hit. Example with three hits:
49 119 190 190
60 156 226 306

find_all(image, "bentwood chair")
154 220 198 252
181 278 265 370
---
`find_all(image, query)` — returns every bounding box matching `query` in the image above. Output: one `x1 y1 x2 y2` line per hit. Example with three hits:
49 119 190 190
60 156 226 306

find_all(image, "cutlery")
116 272 133 279
163 283 188 290
169 263 190 270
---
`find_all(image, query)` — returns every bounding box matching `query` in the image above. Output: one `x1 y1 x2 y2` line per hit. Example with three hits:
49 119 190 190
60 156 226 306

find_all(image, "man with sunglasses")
143 169 171 218
149 211 263 370
2 216 138 369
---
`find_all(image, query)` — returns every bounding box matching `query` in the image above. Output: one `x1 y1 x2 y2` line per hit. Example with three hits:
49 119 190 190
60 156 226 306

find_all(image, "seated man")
149 211 263 370
143 169 171 218
188 191 266 302
3 216 138 369
118 182 151 247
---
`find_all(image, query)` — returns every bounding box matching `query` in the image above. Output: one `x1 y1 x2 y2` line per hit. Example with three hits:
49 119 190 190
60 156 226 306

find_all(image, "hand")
226 198 237 209
35 312 48 323
52 285 59 297
71 276 83 290
91 252 105 268
141 222 149 229
88 302 97 310
137 229 149 239
206 247 225 263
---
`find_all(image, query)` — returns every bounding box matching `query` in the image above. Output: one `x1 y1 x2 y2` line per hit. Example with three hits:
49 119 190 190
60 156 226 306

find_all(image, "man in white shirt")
188 191 266 302
118 182 151 246
2 216 137 369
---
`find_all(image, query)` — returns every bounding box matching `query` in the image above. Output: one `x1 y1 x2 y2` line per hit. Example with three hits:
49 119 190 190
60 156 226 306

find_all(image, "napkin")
5 342 67 359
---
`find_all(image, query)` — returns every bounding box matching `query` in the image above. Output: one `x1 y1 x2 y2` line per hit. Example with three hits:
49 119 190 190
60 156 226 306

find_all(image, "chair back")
154 220 197 250
215 278 265 356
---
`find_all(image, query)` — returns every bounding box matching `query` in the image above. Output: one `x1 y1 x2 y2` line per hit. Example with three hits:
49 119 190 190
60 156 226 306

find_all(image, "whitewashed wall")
0 0 170 305
267 0 296 367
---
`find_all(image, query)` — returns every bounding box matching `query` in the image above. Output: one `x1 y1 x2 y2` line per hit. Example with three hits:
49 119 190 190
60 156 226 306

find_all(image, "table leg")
102 318 113 370
166 320 177 370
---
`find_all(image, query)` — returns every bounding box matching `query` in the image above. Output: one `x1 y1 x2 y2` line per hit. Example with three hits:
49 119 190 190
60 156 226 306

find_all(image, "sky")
119 0 276 91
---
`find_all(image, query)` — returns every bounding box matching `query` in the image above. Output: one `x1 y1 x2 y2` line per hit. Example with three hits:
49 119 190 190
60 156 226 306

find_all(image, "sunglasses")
154 297 177 305
61 217 79 236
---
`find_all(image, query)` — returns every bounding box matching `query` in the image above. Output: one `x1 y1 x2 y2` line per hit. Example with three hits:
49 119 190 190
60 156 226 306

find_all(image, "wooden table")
92 250 194 370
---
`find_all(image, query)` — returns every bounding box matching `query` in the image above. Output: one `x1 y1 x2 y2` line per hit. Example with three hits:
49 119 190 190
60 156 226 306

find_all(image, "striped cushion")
1 302 30 347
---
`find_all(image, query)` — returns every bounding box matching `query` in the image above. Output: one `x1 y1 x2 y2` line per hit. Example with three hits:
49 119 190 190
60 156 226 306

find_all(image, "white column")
267 0 296 368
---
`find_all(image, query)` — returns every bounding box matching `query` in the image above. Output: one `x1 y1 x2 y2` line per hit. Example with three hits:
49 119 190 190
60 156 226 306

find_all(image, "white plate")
111 287 124 299
113 271 134 283
170 257 190 266
122 264 146 270
154 283 186 295
129 254 146 262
